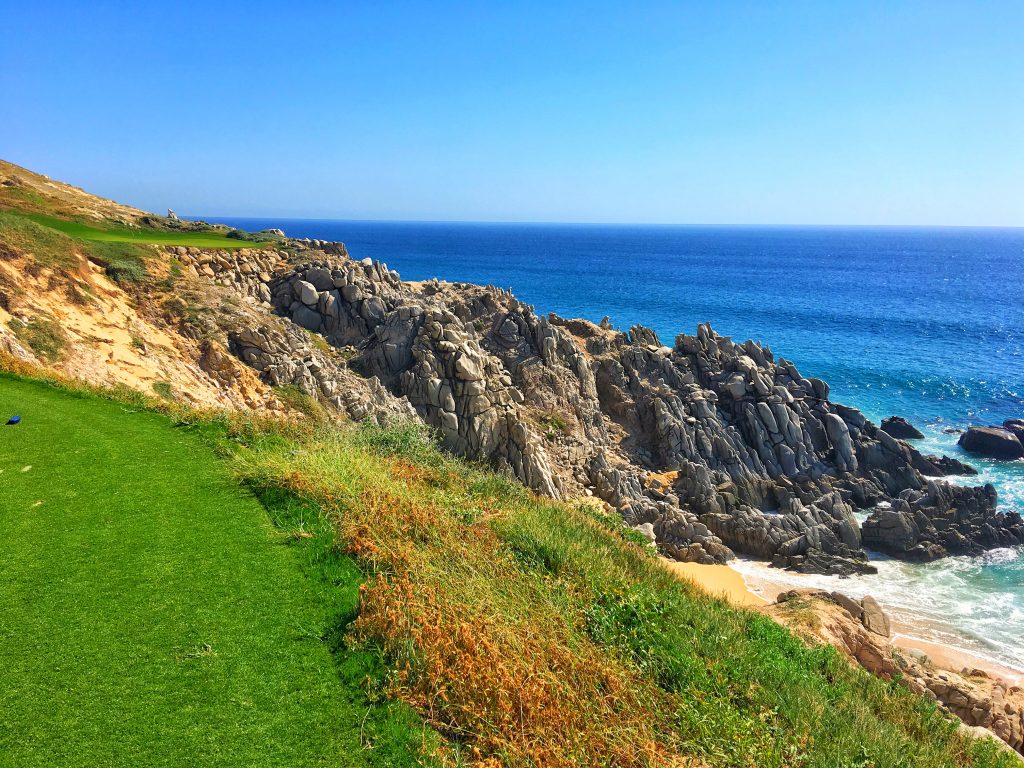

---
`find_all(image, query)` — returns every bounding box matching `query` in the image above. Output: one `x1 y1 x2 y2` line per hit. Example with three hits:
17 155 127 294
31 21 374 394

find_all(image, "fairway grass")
21 212 270 250
0 375 428 767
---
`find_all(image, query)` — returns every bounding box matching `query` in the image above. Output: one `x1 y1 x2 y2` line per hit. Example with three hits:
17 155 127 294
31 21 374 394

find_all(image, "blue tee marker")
6 415 21 425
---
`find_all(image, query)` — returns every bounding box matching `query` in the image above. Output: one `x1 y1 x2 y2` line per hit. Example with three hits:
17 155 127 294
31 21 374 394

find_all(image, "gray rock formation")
881 416 924 440
228 321 417 424
958 427 1024 461
862 483 1024 560
174 246 286 304
186 244 1023 574
918 454 977 477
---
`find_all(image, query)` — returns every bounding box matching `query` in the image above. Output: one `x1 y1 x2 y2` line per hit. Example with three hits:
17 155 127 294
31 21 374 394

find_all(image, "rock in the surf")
917 454 977 476
1003 419 1024 444
958 427 1024 461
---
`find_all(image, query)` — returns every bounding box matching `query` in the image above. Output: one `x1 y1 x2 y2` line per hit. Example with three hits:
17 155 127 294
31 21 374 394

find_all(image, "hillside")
1 160 1022 765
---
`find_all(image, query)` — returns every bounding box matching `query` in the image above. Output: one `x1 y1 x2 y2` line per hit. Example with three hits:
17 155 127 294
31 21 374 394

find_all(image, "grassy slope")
0 375 429 768
237 424 1017 768
0 185 267 283
0 367 1015 767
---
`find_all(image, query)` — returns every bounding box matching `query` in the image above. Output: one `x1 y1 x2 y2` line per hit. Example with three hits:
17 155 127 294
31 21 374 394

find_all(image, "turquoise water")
216 219 1024 668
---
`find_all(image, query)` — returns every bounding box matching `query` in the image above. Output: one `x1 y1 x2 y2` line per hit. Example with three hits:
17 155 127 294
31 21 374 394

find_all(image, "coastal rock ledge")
188 244 1024 576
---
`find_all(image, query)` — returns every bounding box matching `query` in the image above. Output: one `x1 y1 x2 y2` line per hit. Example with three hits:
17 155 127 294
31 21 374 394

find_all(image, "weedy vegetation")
233 414 1015 768
9 313 67 362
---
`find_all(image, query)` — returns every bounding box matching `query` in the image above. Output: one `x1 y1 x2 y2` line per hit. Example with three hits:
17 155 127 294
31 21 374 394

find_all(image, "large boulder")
958 427 1024 460
880 416 924 439
861 595 891 637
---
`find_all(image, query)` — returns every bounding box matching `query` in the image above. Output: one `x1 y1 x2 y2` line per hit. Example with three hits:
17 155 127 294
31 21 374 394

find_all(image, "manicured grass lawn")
22 212 269 250
0 375 426 767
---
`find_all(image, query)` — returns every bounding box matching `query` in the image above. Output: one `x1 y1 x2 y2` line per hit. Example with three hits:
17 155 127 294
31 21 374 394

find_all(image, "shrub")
87 241 148 282
11 314 68 363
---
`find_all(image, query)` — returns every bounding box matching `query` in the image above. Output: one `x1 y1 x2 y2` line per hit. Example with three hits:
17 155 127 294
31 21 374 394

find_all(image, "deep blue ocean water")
214 218 1024 669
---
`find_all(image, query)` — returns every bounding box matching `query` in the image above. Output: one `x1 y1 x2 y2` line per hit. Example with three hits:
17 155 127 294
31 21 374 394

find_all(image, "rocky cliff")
174 243 1022 576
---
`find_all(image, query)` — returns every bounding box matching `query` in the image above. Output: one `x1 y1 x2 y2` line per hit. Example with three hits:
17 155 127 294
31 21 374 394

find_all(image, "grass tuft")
11 314 68 362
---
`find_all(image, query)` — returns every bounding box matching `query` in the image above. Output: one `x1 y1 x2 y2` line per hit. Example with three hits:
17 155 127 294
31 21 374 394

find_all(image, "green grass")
0 210 149 282
0 211 81 270
21 212 270 250
0 374 433 767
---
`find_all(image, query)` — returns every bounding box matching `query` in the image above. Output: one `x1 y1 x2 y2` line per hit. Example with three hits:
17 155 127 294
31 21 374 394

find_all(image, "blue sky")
2 1 1022 225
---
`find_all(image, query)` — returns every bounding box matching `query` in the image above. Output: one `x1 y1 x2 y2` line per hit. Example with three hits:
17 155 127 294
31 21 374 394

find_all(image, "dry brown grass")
261 440 694 768
232 420 1017 768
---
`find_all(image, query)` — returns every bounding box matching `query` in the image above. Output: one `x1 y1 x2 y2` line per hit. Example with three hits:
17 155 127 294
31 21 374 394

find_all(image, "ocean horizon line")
185 216 1024 232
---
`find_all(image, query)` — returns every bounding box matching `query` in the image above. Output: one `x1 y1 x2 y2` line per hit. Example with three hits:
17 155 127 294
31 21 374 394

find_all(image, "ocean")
213 218 1024 671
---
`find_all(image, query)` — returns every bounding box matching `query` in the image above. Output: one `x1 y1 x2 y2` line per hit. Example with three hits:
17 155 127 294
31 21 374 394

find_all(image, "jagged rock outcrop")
919 454 977 477
228 320 416 424
174 246 287 304
190 244 1021 573
862 483 1024 560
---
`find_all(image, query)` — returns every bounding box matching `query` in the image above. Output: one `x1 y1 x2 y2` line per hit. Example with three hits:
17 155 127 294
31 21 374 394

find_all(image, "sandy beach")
893 634 1024 687
661 560 767 607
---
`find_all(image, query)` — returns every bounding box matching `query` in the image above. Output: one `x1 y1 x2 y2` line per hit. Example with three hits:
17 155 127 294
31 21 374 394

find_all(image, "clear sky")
2 1 1022 225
